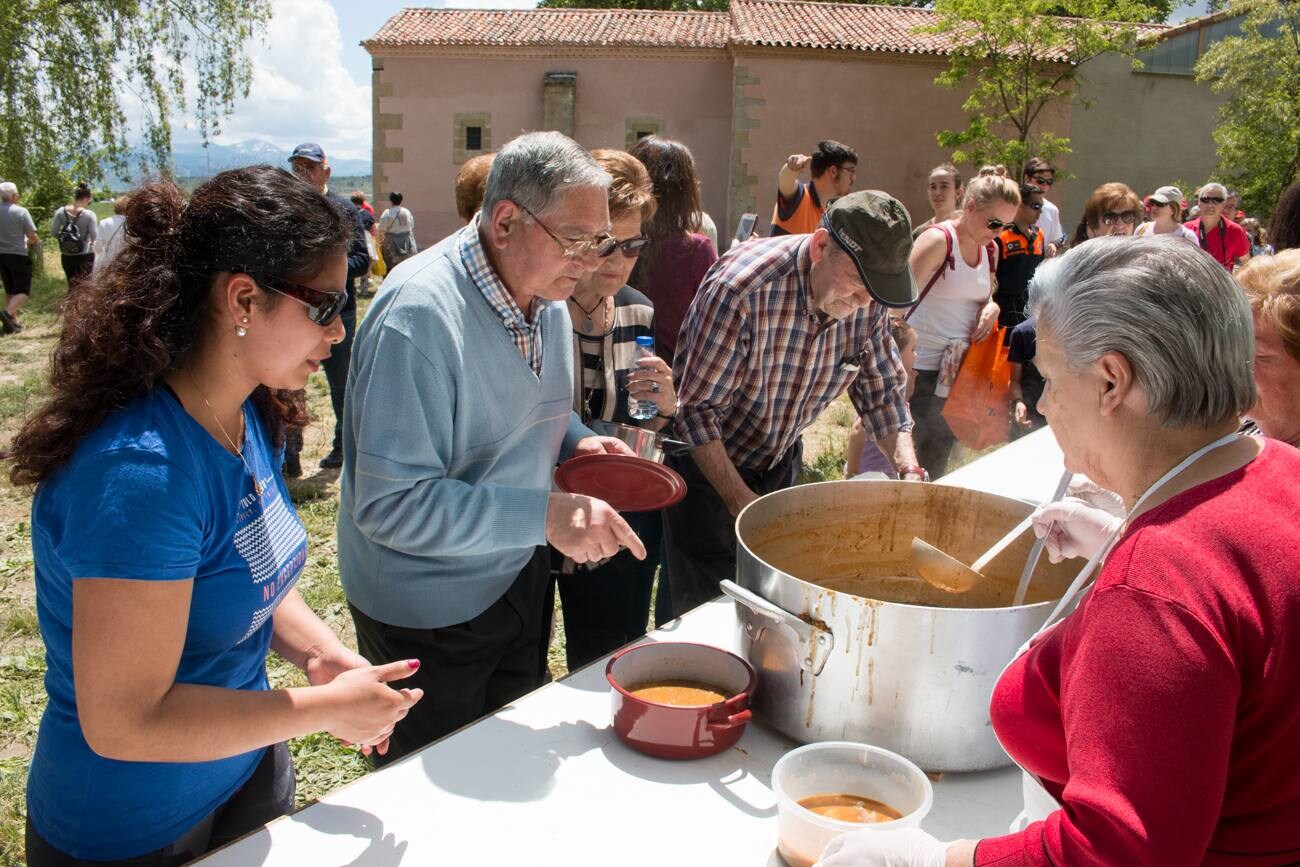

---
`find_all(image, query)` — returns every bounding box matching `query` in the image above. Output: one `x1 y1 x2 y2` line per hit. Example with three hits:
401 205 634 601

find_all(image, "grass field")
0 253 858 863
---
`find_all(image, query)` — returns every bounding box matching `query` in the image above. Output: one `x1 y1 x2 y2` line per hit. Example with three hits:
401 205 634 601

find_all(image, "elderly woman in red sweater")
818 236 1300 867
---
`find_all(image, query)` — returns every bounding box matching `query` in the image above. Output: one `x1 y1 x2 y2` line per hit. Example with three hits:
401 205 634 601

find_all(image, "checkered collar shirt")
459 216 545 376
673 234 912 474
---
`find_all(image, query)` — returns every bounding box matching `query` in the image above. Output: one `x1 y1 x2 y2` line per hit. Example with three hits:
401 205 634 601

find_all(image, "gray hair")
1028 235 1256 429
480 132 610 220
0 182 16 202
1198 181 1228 199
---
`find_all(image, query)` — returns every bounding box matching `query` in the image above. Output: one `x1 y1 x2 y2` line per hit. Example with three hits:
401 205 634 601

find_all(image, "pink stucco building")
363 0 1229 247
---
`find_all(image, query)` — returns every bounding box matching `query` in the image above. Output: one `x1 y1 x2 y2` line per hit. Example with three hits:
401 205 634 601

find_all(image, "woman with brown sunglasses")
1072 182 1142 246
553 148 678 669
8 166 422 866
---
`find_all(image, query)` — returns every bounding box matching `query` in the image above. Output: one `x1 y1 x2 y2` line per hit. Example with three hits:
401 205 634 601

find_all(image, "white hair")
0 182 17 202
480 132 610 220
1198 182 1228 199
1028 235 1256 428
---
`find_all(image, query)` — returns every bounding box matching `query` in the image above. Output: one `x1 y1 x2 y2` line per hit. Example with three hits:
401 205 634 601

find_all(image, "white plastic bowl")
771 741 934 867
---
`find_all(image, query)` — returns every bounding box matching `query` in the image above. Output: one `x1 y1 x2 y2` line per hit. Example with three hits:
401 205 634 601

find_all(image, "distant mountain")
108 139 370 185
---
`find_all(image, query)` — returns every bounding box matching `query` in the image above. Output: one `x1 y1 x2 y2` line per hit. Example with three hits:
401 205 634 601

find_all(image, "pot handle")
720 579 835 676
706 708 753 731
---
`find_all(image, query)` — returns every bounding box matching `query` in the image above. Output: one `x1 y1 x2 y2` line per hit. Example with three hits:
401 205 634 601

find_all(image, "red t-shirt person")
979 441 1300 866
1185 217 1251 272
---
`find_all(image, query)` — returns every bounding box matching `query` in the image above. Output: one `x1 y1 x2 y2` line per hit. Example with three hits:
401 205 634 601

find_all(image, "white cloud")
169 0 371 161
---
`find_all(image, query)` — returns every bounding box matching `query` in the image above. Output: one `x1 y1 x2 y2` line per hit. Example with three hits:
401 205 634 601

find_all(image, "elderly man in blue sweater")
338 132 646 764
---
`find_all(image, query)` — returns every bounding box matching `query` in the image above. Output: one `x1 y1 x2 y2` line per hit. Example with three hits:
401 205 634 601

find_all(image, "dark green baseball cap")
822 190 918 308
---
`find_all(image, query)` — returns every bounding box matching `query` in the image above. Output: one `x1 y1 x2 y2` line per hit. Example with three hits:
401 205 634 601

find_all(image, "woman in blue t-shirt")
7 166 423 866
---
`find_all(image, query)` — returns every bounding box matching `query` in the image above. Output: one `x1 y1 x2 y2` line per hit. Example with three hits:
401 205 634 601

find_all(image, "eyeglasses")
604 235 650 259
1030 175 1055 187
1198 196 1225 205
1100 211 1139 226
985 218 1015 231
1028 202 1043 212
250 273 348 326
520 204 618 259
836 165 857 176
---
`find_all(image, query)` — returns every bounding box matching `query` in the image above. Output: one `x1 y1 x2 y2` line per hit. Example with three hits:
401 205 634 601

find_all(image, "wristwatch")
897 464 929 482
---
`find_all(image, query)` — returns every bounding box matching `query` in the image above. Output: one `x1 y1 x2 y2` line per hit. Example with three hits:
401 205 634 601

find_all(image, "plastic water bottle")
628 335 659 421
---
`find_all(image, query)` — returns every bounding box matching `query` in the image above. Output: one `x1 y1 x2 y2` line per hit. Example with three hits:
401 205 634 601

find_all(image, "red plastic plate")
554 454 687 512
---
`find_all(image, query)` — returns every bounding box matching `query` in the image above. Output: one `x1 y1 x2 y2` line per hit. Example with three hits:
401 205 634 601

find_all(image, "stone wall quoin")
729 63 764 238
371 57 402 202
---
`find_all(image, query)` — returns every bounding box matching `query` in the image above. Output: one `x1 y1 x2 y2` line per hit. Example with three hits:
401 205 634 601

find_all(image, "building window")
625 117 663 150
453 113 491 164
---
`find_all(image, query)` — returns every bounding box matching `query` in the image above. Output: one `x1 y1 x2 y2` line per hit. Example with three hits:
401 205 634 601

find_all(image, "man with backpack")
52 183 97 290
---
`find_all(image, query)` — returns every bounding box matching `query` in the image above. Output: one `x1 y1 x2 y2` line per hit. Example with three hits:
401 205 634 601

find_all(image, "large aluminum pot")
726 479 1080 772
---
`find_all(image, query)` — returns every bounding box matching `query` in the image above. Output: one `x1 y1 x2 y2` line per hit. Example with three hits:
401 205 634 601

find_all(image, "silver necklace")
186 370 264 497
569 295 609 335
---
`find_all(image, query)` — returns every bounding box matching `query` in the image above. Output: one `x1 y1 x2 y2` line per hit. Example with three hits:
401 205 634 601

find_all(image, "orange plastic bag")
940 326 1011 450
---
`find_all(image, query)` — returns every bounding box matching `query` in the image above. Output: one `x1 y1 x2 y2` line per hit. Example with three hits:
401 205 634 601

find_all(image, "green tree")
924 0 1155 176
0 0 271 225
1195 0 1300 216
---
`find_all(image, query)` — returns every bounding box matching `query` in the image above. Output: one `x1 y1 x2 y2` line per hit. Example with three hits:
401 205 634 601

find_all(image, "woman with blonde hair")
1135 185 1197 242
905 174 1020 477
554 149 676 666
1237 250 1300 447
1072 182 1141 246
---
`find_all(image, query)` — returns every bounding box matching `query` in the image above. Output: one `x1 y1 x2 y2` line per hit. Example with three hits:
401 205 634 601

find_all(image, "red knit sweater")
980 440 1300 866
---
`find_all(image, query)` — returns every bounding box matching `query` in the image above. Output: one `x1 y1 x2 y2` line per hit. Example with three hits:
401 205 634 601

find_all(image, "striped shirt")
459 216 544 375
673 235 912 473
570 285 655 425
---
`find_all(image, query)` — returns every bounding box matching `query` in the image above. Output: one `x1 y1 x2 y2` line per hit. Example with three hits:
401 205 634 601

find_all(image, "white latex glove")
1031 497 1123 563
815 827 950 867
1065 473 1126 518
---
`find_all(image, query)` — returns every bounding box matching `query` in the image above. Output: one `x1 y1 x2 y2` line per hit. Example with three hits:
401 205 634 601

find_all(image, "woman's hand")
971 299 1000 342
304 645 372 687
626 355 677 418
322 660 424 755
815 827 953 867
1031 497 1124 563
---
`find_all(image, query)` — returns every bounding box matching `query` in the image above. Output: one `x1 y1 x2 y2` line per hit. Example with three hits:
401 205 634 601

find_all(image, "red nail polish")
407 659 420 669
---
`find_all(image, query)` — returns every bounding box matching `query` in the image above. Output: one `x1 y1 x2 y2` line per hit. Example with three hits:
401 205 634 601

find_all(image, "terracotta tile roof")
365 7 730 50
365 1 1169 59
730 0 959 56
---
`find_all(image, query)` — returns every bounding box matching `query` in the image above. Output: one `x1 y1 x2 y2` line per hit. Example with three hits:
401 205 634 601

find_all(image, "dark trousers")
321 303 356 453
553 509 662 671
1 252 33 297
26 743 293 867
348 547 552 767
60 253 94 290
908 369 956 479
659 441 802 620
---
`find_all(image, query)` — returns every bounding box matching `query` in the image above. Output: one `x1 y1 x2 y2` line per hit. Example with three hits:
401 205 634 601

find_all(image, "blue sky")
170 0 1213 163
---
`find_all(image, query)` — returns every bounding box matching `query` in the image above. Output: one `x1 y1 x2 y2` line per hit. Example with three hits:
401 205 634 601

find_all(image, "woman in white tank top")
904 175 1021 477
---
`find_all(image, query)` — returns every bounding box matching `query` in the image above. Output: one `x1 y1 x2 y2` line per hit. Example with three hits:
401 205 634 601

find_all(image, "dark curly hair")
1271 180 1300 253
8 165 352 486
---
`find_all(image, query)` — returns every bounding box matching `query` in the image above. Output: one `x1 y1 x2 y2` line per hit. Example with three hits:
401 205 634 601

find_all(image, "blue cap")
289 142 326 163
635 335 654 347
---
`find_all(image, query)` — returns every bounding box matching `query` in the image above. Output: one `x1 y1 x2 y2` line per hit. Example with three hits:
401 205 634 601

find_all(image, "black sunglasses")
986 218 1015 231
1030 175 1055 187
1101 211 1139 226
250 273 348 326
1028 202 1043 211
602 235 650 259
1199 196 1225 204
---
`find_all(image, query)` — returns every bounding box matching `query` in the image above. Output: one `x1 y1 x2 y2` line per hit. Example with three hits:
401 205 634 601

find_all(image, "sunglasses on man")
1028 202 1044 212
250 273 349 326
1199 196 1225 205
1030 175 1055 187
1101 211 1139 226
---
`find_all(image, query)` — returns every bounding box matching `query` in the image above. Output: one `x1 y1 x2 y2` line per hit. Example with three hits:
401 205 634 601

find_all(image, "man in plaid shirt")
663 191 921 617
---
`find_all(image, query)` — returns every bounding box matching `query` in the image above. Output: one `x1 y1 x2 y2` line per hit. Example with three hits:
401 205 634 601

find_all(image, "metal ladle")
911 470 1075 594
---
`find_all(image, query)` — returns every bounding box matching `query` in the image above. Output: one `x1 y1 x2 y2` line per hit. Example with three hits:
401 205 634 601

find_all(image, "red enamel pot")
606 641 757 760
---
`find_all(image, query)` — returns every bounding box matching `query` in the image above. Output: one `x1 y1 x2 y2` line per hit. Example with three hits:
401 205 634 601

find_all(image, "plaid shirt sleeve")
672 283 752 448
847 303 913 440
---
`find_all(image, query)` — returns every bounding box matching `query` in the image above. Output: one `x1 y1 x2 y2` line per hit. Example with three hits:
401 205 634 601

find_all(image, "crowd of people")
2 128 1298 865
